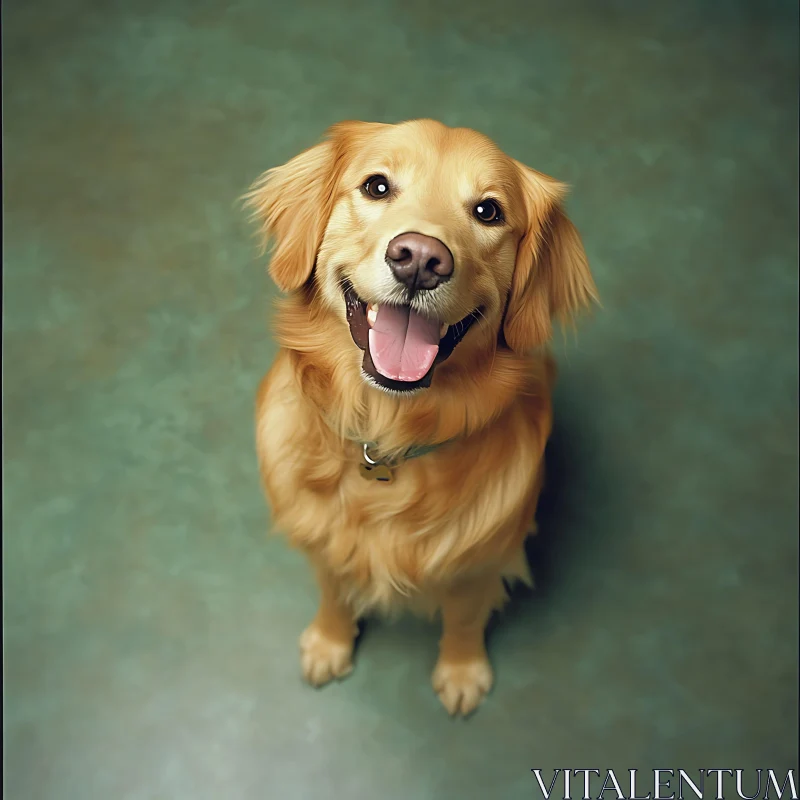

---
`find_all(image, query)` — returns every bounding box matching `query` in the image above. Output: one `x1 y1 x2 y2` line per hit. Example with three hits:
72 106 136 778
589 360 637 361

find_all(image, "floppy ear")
244 131 340 292
503 165 599 353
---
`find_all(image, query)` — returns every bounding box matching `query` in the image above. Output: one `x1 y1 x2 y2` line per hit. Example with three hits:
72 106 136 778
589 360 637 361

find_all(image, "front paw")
431 657 494 716
299 624 354 687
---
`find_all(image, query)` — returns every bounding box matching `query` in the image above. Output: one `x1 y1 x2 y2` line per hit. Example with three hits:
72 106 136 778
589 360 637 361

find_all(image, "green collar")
360 439 450 467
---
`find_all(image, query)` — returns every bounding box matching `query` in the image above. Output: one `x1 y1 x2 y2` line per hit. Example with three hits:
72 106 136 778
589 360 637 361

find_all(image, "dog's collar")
319 413 454 480
357 439 451 483
360 440 448 467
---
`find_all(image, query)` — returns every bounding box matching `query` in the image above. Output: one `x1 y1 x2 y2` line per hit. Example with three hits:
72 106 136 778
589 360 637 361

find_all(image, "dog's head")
246 119 597 394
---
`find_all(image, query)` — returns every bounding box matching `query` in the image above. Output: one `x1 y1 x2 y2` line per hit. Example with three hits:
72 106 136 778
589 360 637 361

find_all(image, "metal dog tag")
359 462 394 483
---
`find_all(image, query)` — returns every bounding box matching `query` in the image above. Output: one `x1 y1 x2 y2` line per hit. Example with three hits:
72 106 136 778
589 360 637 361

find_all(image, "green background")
3 1 798 797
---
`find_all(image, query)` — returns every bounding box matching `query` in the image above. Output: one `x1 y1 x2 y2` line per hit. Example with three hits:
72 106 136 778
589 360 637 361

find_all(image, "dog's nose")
385 233 454 290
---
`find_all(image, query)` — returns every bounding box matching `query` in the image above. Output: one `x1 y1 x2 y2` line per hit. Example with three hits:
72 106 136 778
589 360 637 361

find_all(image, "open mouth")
344 283 480 392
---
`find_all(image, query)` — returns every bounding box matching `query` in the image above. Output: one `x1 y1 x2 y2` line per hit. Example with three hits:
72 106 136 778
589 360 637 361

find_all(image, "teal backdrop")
3 1 798 797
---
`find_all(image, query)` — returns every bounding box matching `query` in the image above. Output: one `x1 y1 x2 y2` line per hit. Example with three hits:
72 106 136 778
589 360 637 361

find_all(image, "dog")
246 119 597 716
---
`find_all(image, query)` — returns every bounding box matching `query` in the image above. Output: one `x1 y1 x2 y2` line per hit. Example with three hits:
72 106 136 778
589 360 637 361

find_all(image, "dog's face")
247 120 597 393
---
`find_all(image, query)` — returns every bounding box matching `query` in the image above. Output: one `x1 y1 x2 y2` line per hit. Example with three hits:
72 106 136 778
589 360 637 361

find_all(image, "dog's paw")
431 657 494 716
299 625 354 687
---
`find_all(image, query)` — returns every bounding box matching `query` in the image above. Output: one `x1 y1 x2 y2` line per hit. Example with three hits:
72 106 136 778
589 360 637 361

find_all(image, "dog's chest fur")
256 351 551 614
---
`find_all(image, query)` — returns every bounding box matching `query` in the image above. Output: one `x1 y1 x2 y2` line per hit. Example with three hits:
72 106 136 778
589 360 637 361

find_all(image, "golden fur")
247 119 597 715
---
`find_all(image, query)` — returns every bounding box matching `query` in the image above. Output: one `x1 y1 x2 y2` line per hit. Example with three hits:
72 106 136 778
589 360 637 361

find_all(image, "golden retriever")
246 119 597 716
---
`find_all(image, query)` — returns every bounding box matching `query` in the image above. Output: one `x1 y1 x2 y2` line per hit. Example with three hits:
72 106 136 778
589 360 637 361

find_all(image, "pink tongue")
368 305 441 382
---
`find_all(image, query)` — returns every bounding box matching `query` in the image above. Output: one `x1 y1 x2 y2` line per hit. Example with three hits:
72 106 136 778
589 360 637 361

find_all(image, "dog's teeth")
440 323 448 338
367 304 379 327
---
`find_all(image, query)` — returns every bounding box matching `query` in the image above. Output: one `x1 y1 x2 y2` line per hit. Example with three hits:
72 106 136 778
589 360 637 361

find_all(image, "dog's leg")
432 575 503 716
299 563 358 687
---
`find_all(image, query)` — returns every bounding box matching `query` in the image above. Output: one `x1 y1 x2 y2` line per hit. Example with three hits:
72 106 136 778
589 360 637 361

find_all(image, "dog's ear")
244 124 364 292
503 164 599 353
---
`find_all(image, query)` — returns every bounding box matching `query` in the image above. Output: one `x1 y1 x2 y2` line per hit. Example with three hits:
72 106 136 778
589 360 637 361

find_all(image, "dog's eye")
473 199 503 224
363 175 391 199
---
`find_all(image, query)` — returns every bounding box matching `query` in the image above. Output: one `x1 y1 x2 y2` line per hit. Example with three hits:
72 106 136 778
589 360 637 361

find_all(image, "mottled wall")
3 1 798 798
